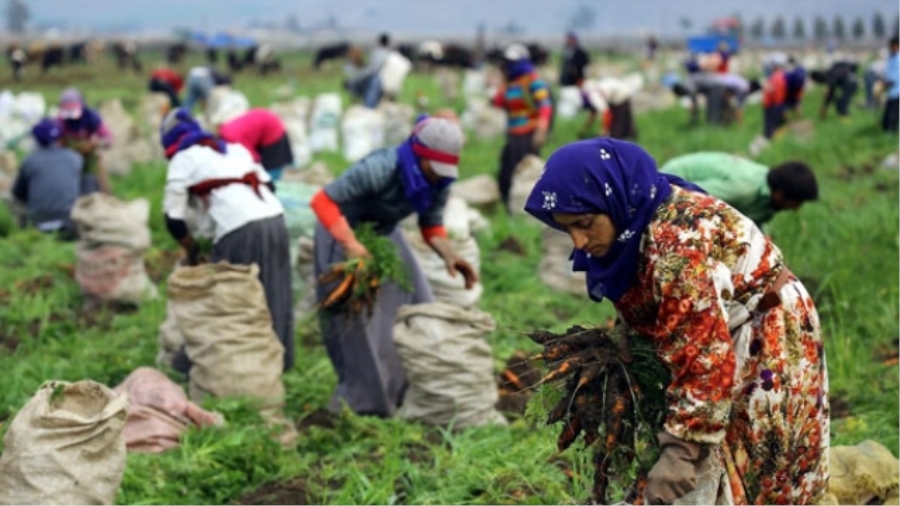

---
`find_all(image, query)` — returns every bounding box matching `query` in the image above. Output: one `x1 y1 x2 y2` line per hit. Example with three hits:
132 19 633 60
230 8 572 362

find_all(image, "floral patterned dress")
615 187 829 505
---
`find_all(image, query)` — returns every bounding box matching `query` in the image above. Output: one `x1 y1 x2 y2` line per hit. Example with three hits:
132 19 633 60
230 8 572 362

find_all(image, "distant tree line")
743 11 898 42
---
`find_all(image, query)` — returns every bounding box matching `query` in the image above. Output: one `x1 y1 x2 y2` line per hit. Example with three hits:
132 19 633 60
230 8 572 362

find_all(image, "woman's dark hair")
768 161 819 201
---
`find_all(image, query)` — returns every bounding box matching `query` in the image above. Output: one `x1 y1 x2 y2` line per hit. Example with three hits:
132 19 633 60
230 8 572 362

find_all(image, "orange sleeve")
310 189 344 230
421 225 448 243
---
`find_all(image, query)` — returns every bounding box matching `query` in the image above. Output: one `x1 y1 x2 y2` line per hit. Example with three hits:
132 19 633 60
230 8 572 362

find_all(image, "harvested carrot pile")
526 325 670 505
318 223 411 317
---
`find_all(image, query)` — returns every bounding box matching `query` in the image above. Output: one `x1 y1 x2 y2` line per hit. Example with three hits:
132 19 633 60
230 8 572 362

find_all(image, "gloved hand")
531 127 549 149
644 432 707 505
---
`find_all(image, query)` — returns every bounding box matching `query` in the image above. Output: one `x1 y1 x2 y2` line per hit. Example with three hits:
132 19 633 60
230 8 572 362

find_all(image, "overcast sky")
22 0 900 36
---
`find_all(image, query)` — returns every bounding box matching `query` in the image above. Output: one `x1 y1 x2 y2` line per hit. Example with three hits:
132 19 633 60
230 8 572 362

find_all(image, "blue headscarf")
506 59 536 80
395 115 454 215
62 106 103 134
523 138 705 303
32 118 62 146
160 108 224 159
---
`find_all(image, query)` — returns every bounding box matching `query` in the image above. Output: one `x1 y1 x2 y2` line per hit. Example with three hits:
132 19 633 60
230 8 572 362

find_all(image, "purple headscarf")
505 59 536 80
523 138 705 303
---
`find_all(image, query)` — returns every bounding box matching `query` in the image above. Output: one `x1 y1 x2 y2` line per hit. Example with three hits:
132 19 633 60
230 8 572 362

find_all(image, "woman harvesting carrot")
309 116 478 418
523 138 829 504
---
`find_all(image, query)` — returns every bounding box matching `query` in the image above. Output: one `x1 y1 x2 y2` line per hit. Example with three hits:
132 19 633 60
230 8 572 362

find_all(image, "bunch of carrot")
318 223 411 317
526 325 669 504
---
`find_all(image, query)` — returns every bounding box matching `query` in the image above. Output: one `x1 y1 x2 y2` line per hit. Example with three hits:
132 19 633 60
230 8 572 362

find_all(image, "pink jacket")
218 109 286 162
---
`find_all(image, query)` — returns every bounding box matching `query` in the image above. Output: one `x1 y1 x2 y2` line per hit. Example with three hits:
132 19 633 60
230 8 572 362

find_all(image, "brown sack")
167 262 295 445
112 367 224 454
0 380 128 505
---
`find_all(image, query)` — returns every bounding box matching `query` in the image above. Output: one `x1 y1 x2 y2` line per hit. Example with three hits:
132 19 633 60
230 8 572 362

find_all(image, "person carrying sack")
160 108 295 372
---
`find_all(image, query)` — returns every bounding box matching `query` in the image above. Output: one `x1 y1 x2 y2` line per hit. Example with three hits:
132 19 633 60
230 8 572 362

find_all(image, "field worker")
784 57 807 117
579 75 640 139
344 33 391 109
182 65 233 114
309 116 478 418
57 87 112 194
559 32 590 88
215 108 294 183
524 138 828 505
9 42 26 82
160 109 294 372
761 53 789 139
491 43 553 213
882 36 899 133
659 152 819 229
715 40 731 73
11 119 84 239
148 65 184 110
809 60 859 120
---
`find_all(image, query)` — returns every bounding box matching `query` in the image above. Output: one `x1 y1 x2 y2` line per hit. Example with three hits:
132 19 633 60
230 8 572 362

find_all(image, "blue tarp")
190 32 257 49
687 35 739 54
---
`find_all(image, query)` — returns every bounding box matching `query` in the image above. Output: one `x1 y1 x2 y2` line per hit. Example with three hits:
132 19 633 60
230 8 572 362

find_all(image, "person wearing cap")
11 119 84 239
491 43 553 213
761 54 789 140
148 65 184 110
57 87 112 194
182 65 233 114
809 60 859 120
160 108 295 373
659 152 819 230
309 116 478 418
215 109 294 183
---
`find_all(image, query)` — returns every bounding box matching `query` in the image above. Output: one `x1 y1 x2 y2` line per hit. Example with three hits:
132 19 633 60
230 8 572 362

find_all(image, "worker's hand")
445 257 478 290
531 127 549 150
644 432 707 505
344 240 371 260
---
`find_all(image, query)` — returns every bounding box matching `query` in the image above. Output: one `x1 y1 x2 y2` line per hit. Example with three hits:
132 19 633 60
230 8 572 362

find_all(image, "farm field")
0 50 897 505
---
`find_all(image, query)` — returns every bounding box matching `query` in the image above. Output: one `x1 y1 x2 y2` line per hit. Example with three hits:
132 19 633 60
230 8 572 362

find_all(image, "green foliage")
353 222 411 292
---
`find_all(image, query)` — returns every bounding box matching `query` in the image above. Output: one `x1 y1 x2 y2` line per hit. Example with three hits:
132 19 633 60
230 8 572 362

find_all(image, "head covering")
413 117 463 178
160 108 225 159
523 138 705 303
503 43 535 80
32 118 62 146
58 88 84 120
395 116 463 214
504 43 530 61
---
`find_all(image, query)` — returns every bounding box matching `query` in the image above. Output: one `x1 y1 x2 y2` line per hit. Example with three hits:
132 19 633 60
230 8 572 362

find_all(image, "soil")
496 236 526 256
873 338 899 367
831 392 852 419
234 478 310 505
295 408 337 432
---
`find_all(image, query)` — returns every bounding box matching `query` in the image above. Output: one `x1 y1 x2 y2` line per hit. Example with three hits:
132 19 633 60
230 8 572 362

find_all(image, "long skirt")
213 215 295 371
314 224 434 417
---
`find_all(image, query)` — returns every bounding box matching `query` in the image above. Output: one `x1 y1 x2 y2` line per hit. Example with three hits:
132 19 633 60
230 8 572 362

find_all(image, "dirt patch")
402 441 434 465
873 338 899 367
496 236 526 256
145 249 185 284
831 392 852 419
295 408 337 432
234 478 310 505
0 273 56 304
496 351 542 416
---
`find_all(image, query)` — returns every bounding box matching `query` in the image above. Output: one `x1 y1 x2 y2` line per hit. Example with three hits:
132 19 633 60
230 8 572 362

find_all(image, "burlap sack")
0 380 128 505
403 231 483 309
293 236 318 321
393 303 506 429
112 367 224 454
817 440 900 505
74 243 157 304
70 193 152 250
508 154 545 218
450 174 501 207
156 299 184 368
538 227 586 295
166 262 295 445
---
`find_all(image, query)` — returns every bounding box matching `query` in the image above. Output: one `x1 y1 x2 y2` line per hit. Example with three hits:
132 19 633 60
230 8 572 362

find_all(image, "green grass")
1 50 898 505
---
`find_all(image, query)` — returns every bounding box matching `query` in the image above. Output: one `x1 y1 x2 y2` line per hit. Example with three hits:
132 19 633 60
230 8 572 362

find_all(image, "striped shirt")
492 73 553 135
